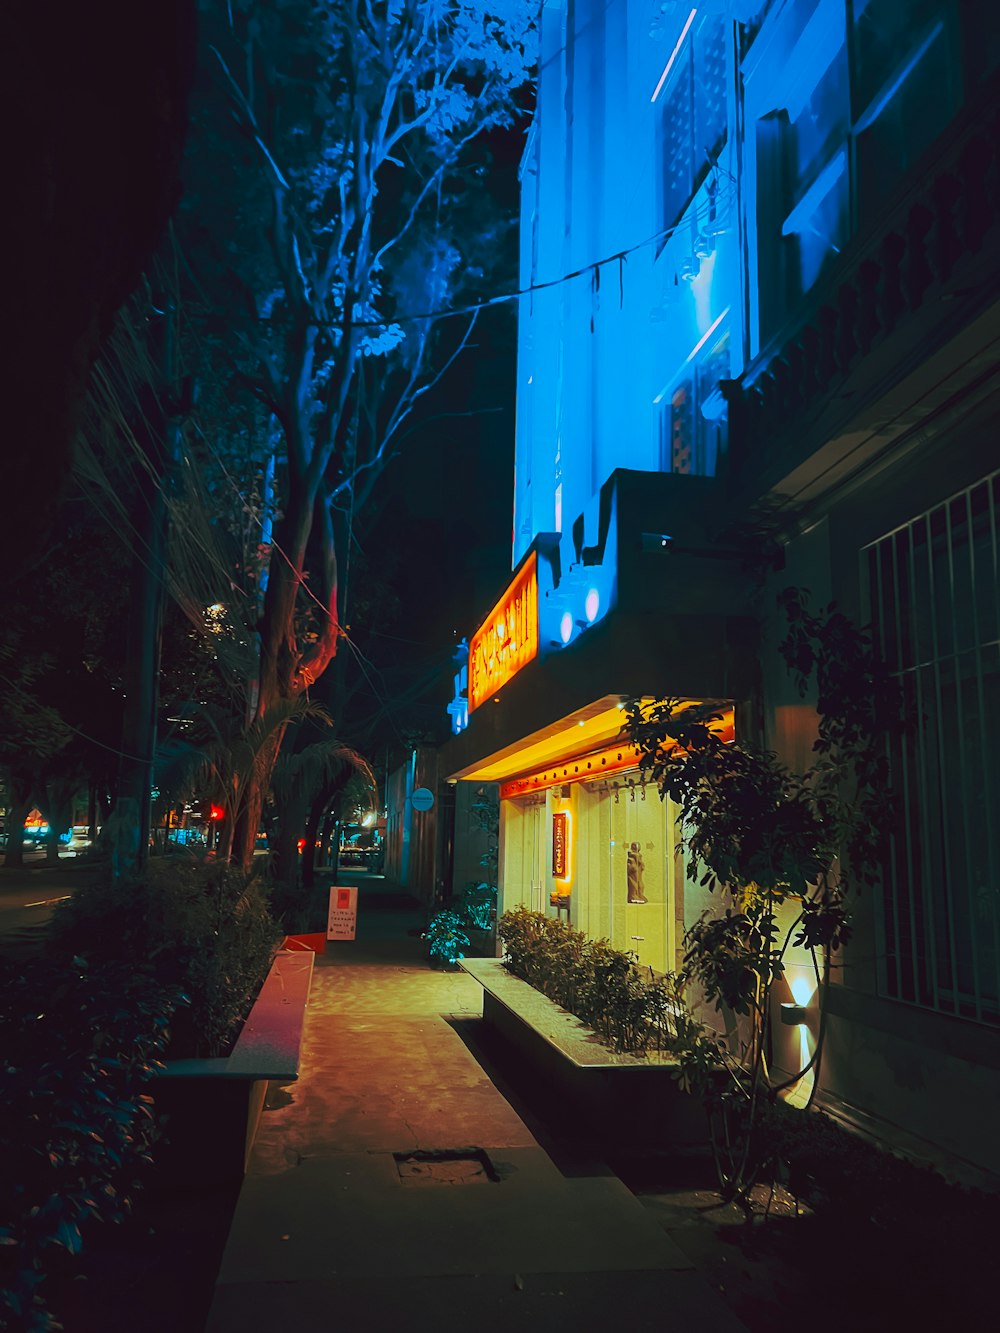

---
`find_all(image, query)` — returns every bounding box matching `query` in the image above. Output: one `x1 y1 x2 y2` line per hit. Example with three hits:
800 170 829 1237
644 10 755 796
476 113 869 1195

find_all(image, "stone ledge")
152 949 315 1182
460 956 679 1070
161 948 315 1082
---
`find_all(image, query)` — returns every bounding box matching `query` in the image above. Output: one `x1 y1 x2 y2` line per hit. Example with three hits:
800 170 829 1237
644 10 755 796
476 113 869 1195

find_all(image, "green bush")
497 907 688 1057
423 910 470 968
0 955 179 1332
50 855 281 1058
453 881 497 932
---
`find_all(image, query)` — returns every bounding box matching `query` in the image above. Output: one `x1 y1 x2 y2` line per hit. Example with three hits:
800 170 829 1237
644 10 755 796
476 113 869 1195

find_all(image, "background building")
442 0 1000 1178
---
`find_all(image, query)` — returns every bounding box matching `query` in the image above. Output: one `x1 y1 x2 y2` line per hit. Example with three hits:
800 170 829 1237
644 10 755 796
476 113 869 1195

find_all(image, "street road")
0 857 96 957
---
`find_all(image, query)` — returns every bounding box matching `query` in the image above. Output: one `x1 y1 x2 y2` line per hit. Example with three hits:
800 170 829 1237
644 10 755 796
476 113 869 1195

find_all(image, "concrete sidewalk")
205 877 746 1331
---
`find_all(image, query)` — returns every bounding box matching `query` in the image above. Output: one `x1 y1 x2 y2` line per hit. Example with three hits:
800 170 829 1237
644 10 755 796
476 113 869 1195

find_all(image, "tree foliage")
624 589 905 1205
174 0 535 865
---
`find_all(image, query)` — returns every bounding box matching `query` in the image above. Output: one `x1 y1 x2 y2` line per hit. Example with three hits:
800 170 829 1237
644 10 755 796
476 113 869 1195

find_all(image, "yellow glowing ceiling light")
500 705 735 798
448 696 636 784
452 698 735 795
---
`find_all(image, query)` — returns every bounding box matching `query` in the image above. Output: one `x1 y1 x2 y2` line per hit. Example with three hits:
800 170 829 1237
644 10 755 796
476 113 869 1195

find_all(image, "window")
658 330 730 477
864 472 1000 1024
752 0 960 345
754 29 850 344
852 1 959 223
667 381 695 475
657 16 728 243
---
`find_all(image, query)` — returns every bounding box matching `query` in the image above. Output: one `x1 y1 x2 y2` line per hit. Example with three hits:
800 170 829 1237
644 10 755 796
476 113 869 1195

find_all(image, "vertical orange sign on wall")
552 811 569 879
468 552 539 711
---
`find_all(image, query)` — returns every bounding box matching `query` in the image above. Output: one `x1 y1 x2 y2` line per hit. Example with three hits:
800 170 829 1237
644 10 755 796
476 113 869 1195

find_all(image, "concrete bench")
154 949 315 1181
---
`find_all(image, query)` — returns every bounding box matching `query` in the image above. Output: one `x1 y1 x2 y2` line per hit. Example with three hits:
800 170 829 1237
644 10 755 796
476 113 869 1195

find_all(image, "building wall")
384 748 440 906
461 0 1000 1176
760 423 1000 1169
449 780 499 899
498 775 683 976
513 0 745 572
726 1 1000 1171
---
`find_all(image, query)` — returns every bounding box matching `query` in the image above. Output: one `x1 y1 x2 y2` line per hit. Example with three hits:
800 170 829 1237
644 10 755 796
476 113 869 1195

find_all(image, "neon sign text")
469 552 539 711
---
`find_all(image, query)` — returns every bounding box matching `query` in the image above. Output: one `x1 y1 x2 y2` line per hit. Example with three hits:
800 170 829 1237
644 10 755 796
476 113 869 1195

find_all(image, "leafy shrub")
0 955 179 1332
50 854 281 1058
497 907 692 1057
453 881 497 932
423 910 470 968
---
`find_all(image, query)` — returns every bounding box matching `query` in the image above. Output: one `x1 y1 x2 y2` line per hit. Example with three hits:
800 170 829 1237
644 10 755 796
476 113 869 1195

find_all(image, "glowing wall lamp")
780 974 815 1025
780 1002 808 1026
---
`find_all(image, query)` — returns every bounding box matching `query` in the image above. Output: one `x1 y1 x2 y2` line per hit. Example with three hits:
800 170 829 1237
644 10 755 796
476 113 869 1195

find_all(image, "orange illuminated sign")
468 552 539 712
552 811 569 879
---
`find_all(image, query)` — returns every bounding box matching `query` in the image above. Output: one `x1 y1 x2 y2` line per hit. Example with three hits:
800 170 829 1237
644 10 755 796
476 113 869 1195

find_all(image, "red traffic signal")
209 805 224 822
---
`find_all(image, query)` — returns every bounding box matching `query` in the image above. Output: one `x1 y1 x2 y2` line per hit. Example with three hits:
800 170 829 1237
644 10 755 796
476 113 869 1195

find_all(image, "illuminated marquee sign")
468 552 539 712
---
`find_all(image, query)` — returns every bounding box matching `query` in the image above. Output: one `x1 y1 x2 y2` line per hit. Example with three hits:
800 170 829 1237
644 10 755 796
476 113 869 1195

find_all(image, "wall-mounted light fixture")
640 532 673 554
780 1002 808 1026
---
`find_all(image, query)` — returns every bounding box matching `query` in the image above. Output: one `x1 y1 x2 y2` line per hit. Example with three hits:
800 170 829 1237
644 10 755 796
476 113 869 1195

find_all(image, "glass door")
499 794 547 915
607 777 673 973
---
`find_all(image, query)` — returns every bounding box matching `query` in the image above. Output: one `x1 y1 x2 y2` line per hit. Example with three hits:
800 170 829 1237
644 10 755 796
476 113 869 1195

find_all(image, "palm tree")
269 735 376 887
156 697 326 862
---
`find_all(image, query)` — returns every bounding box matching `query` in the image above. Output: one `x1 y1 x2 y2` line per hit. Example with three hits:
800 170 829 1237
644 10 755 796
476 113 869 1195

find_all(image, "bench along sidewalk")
461 957 710 1153
153 949 315 1184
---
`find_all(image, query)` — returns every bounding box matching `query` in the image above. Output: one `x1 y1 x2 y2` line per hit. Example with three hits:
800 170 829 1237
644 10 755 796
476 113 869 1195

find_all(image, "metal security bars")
863 471 1000 1025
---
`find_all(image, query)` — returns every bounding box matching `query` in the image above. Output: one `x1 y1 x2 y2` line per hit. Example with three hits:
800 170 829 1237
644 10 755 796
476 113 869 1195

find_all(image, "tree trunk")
2 793 31 869
87 783 98 843
232 721 287 872
318 810 335 868
44 781 74 865
45 822 61 865
232 421 341 871
271 803 304 886
233 785 263 874
301 794 326 890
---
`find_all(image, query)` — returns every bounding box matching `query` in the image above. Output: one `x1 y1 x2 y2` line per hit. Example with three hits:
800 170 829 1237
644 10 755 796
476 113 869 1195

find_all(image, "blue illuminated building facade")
443 0 1000 1178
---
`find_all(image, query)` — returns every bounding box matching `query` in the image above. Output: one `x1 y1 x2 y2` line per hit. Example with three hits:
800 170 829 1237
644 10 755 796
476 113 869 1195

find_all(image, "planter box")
282 932 327 954
461 957 710 1154
151 949 315 1185
464 926 497 958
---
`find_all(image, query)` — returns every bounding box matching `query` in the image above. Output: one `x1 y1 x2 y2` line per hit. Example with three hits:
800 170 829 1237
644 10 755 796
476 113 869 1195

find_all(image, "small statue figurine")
626 841 647 903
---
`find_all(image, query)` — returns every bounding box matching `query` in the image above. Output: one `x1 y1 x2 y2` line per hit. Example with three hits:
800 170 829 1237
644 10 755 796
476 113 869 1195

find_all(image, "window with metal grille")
864 472 1000 1025
657 16 728 243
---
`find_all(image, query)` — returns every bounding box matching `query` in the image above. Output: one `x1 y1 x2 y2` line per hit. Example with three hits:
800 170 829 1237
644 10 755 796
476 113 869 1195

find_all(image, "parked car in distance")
64 827 94 855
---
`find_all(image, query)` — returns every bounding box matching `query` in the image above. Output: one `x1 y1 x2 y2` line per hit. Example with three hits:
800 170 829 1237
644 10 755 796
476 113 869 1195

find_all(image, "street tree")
178 0 536 867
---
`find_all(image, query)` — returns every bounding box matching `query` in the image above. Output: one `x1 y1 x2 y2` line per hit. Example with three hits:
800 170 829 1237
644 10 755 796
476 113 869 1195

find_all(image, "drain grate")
393 1147 500 1186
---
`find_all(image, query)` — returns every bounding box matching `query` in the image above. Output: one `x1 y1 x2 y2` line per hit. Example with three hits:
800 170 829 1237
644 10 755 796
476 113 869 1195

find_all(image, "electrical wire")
186 419 430 750
238 178 737 336
0 668 154 767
